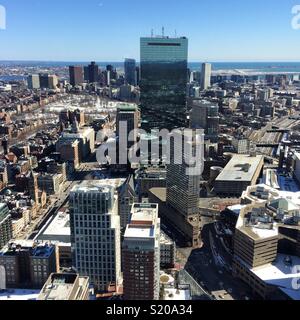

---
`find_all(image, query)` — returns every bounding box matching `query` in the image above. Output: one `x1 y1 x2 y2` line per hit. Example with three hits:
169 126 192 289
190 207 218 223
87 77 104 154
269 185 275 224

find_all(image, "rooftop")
0 289 40 301
215 154 264 182
37 210 71 244
0 240 55 258
71 179 125 194
251 254 300 300
163 287 191 301
38 273 89 300
124 203 159 240
236 205 278 241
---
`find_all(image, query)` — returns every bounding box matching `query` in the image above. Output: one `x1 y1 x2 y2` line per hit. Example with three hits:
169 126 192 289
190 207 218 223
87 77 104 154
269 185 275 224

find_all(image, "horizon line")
1 59 300 64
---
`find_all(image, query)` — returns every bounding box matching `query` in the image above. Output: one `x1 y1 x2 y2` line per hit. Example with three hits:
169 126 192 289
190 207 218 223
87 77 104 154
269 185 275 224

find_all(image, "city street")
177 218 259 300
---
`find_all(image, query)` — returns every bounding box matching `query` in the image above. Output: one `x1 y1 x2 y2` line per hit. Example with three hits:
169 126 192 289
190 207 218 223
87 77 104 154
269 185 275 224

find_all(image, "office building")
57 139 80 170
116 104 139 148
163 129 203 247
123 203 160 300
57 126 95 160
140 36 188 130
200 63 212 90
88 61 99 83
69 66 84 86
39 73 49 89
38 273 89 300
118 175 138 230
27 74 40 89
166 130 202 218
84 66 89 82
160 231 176 269
0 241 58 289
189 99 219 141
214 154 264 196
37 173 64 196
135 166 167 199
124 58 137 86
0 204 12 250
69 180 122 292
48 75 58 89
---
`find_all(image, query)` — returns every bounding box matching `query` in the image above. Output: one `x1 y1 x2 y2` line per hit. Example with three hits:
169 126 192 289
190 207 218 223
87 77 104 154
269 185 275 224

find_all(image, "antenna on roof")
162 26 165 37
151 29 154 37
175 29 177 38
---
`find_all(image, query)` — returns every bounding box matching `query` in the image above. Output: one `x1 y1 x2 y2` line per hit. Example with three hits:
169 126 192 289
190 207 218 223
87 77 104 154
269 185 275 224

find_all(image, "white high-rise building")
48 75 58 89
200 63 212 90
123 203 160 300
69 180 122 292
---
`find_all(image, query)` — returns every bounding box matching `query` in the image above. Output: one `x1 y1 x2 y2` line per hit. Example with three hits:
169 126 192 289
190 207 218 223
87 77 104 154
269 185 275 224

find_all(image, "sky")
0 0 300 62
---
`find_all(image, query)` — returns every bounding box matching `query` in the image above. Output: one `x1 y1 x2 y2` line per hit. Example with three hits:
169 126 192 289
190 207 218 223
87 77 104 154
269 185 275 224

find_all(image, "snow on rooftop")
251 254 300 300
125 225 154 239
163 288 191 301
0 289 40 301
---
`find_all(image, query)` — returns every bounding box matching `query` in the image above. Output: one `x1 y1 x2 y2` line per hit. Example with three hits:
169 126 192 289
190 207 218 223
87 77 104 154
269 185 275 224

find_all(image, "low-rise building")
0 241 58 289
38 273 89 300
214 154 264 196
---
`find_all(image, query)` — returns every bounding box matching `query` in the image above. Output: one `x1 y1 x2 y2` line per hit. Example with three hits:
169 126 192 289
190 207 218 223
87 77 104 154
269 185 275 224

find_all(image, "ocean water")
1 61 300 81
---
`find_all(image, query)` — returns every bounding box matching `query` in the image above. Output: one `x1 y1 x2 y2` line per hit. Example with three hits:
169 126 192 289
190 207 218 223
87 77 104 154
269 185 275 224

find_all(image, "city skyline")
0 0 300 61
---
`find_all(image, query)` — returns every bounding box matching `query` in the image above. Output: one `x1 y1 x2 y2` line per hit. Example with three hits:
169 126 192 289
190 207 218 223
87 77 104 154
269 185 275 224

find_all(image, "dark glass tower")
69 66 84 86
124 58 136 86
88 61 99 83
140 36 188 131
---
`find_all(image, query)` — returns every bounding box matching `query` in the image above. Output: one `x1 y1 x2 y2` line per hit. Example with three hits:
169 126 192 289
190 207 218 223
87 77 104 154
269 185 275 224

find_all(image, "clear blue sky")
0 0 300 61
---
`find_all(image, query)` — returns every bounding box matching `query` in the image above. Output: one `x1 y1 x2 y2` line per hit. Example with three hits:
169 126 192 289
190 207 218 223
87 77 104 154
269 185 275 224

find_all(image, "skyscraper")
189 99 219 141
48 75 58 89
39 73 49 89
124 58 136 86
88 61 99 83
200 63 212 90
123 203 160 300
27 74 40 89
166 129 203 246
140 36 188 131
116 104 140 148
69 180 122 292
69 66 84 86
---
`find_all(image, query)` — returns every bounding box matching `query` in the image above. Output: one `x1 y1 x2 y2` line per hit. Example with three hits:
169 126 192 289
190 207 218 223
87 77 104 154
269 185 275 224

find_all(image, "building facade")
123 203 160 300
38 273 89 300
200 63 212 90
69 181 122 292
69 66 84 86
0 204 12 250
124 58 137 86
140 36 188 131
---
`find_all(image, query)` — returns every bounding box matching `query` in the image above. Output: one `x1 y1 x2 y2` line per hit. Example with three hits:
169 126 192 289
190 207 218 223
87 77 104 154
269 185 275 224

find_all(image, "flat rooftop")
236 205 278 241
0 240 55 258
163 288 191 301
125 225 155 239
0 289 40 301
38 273 89 300
71 179 125 194
251 254 300 300
215 154 264 182
37 211 71 244
125 203 158 239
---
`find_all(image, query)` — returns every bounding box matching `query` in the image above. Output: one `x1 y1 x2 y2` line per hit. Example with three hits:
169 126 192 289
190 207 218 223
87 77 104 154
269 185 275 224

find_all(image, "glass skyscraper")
140 36 188 131
124 58 136 86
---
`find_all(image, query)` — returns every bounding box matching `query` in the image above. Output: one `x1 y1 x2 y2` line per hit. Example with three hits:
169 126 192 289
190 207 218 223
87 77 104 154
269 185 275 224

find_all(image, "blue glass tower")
140 36 188 131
